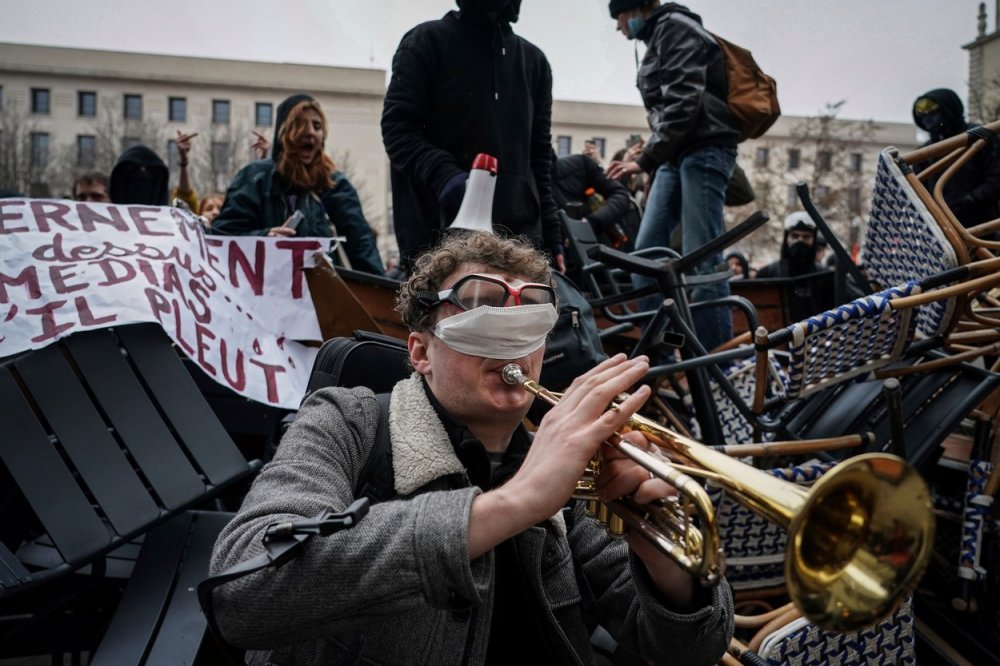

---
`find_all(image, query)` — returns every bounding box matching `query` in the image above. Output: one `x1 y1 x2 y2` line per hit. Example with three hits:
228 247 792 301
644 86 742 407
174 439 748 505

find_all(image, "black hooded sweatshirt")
109 145 169 205
912 88 1000 227
381 0 561 271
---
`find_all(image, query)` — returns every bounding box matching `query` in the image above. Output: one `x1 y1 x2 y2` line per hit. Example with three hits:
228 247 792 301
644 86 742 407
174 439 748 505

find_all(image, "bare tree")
35 98 168 199
969 71 1000 124
0 98 47 195
729 101 880 266
331 149 381 233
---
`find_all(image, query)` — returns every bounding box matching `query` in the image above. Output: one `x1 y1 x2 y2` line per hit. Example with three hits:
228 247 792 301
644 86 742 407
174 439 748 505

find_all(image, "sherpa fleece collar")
387 373 566 537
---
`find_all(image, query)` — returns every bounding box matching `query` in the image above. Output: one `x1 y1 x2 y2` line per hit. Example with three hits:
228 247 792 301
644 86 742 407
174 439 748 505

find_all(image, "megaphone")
449 153 498 234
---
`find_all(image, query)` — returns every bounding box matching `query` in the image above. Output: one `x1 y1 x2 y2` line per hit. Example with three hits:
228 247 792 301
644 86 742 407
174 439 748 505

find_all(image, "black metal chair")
0 323 262 663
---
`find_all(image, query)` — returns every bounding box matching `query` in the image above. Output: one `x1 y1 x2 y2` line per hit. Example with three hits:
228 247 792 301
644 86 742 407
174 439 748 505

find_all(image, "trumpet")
501 364 934 633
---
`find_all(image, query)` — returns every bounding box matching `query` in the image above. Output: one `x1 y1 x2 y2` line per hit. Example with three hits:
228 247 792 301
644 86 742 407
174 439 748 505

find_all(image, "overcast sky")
0 0 988 124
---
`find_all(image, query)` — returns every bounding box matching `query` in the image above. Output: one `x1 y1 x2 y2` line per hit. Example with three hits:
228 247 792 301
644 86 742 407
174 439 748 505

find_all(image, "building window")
556 135 572 157
169 97 187 123
78 91 97 117
817 150 833 172
755 147 769 168
849 152 863 173
31 88 50 114
815 185 832 201
788 148 801 170
848 187 862 212
124 94 143 120
212 100 231 125
77 135 96 168
30 132 49 169
786 184 799 207
255 102 273 127
212 141 231 172
592 137 606 159
122 136 142 151
755 181 772 205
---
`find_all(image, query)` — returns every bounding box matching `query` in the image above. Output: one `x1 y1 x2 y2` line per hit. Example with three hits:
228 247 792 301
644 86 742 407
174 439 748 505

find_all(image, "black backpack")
302 333 408 503
541 272 609 393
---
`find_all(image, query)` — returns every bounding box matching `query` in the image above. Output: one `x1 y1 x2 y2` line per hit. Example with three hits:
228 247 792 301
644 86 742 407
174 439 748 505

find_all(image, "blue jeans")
634 146 736 353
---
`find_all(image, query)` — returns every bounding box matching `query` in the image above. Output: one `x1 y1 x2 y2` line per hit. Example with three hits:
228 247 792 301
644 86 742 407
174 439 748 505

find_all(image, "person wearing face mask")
381 0 565 276
604 0 740 353
911 88 1000 228
757 212 834 320
209 231 734 665
109 145 169 205
757 213 825 279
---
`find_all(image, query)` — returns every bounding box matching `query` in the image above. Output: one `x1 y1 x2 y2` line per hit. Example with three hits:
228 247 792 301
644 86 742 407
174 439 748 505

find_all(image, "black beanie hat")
609 0 646 18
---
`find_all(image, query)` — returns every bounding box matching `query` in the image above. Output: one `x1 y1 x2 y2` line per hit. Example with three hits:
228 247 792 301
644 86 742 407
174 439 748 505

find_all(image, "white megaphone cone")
449 153 498 233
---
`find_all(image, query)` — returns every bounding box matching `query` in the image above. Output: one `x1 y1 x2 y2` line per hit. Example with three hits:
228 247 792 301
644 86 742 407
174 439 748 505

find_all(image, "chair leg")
882 378 906 457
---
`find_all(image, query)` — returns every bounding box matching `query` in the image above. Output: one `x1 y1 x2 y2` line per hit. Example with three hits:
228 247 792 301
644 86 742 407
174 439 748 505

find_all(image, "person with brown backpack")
605 0 774 352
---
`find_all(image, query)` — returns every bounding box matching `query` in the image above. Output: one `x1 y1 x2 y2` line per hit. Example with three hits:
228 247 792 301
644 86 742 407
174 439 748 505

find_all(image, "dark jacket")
211 159 330 237
213 94 384 274
756 232 834 320
552 154 631 236
633 4 740 171
381 0 561 270
210 376 734 665
109 145 169 205
912 88 1000 228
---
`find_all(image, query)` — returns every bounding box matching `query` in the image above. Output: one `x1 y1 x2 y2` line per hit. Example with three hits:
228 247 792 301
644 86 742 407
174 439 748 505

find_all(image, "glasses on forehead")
914 97 939 115
417 274 556 311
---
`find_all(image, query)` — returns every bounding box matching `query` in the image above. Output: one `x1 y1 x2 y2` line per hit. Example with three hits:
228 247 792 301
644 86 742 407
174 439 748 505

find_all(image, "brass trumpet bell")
501 363 934 633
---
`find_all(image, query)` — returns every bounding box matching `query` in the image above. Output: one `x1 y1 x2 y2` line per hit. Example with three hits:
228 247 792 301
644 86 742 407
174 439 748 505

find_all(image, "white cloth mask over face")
432 304 558 359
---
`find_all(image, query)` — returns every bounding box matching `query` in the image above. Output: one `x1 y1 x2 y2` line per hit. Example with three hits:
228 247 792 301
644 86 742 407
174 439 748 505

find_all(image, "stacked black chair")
0 323 261 664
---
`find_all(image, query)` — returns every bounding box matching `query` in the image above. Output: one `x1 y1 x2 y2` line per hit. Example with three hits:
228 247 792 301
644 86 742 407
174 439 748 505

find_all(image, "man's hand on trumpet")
597 433 698 610
468 354 649 559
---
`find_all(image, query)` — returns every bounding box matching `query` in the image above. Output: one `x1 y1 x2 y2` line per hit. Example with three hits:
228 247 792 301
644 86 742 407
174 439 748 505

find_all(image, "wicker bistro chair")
902 119 1000 259
858 151 961 337
708 460 835 591
752 596 917 666
711 460 917 665
751 282 921 416
864 137 1000 343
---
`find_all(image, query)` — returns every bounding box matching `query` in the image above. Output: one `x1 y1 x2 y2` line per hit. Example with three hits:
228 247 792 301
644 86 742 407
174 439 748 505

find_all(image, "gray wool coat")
209 374 735 665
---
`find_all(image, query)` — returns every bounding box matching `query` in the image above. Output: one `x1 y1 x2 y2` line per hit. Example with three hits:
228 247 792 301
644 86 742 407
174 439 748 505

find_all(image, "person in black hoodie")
912 88 1000 228
757 212 833 321
109 145 169 205
552 149 635 249
213 94 384 275
381 0 564 274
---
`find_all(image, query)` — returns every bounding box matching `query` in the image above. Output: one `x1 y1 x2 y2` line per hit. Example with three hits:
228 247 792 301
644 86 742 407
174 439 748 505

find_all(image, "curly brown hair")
396 232 554 332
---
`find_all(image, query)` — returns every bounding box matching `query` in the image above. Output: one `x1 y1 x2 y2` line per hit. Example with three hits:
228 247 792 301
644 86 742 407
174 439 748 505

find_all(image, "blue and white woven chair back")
687 356 786 443
861 148 958 337
783 282 920 400
757 595 916 665
709 460 835 590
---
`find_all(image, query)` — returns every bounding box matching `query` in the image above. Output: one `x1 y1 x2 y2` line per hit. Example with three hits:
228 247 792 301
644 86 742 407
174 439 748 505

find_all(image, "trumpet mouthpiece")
501 364 524 385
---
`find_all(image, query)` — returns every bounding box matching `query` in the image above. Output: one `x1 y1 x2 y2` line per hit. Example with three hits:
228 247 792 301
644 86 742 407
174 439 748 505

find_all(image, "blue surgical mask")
627 15 645 39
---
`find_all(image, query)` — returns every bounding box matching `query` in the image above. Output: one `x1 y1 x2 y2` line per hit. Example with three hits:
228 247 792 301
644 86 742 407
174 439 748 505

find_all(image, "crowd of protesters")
6 2 1000 664
4 0 998 315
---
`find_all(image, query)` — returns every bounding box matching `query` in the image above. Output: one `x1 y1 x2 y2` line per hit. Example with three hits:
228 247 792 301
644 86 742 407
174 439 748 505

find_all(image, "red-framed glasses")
417 274 556 312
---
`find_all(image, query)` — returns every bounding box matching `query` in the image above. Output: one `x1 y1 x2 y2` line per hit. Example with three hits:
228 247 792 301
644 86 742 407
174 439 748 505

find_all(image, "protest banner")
0 199 333 409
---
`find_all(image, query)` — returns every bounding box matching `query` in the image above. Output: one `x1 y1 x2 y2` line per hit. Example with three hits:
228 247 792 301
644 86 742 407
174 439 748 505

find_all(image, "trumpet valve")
606 513 626 536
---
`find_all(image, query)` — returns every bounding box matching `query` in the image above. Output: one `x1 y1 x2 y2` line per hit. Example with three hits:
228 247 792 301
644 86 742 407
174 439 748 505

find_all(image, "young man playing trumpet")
210 231 734 665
